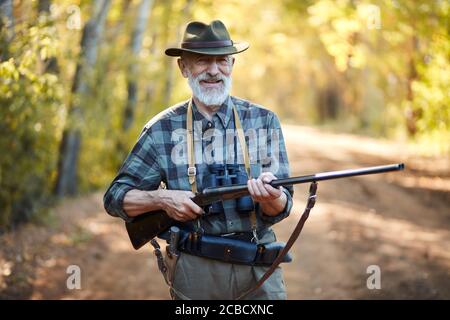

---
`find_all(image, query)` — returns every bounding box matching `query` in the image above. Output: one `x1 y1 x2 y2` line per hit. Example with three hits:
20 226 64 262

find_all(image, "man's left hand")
247 172 287 216
247 172 282 203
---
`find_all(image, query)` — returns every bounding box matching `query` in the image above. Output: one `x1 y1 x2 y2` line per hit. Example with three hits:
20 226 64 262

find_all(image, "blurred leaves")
0 0 449 229
0 14 63 229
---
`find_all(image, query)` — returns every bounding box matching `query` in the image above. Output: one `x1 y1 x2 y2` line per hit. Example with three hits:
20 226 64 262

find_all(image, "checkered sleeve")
258 112 294 224
103 129 162 222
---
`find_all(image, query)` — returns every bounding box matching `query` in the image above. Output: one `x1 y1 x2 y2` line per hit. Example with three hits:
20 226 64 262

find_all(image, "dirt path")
1 125 449 299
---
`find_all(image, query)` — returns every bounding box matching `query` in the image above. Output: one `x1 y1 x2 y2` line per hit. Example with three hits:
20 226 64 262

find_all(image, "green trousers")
170 252 287 300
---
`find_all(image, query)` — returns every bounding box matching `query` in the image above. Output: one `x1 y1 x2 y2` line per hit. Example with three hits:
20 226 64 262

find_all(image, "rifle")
126 163 405 250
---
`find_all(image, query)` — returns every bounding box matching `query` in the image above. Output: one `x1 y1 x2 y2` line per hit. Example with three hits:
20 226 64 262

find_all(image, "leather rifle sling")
236 182 318 300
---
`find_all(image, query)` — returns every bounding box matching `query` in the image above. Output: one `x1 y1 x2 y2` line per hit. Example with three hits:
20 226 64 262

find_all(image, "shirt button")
207 122 212 128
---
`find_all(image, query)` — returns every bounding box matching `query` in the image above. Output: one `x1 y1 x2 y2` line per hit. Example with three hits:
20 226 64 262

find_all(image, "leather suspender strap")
233 106 251 178
232 106 259 237
186 100 197 193
187 98 252 194
236 182 318 300
187 99 258 236
187 100 202 232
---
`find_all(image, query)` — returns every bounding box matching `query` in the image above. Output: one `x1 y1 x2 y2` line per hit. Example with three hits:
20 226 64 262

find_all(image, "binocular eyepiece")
203 164 254 215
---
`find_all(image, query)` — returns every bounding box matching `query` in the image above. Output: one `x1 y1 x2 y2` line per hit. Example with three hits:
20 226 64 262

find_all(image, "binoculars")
203 164 255 215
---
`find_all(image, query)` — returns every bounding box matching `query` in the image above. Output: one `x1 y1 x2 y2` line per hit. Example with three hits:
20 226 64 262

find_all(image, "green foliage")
0 18 63 229
411 33 450 155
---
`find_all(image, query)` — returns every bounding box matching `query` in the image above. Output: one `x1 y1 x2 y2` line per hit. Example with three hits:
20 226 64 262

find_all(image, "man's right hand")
123 188 204 221
158 189 204 222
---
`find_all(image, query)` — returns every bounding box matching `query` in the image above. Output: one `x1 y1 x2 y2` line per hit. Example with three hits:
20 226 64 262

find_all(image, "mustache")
195 72 227 83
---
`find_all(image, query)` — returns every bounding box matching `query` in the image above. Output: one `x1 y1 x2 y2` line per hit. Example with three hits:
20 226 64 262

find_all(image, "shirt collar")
215 96 232 128
191 96 232 128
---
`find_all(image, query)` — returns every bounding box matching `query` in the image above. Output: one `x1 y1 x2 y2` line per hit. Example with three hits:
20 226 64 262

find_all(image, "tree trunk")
163 0 193 107
38 0 51 13
122 0 154 131
318 85 339 121
54 0 111 197
405 35 419 136
0 0 15 61
108 1 132 42
38 0 59 74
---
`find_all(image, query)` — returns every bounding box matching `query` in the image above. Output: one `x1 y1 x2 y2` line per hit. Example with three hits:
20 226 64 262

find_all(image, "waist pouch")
160 229 292 266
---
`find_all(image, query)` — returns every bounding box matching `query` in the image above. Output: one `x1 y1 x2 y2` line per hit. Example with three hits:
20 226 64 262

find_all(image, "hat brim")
165 41 249 57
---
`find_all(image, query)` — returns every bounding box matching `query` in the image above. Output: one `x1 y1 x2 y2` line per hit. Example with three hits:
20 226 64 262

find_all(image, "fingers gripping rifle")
125 163 405 250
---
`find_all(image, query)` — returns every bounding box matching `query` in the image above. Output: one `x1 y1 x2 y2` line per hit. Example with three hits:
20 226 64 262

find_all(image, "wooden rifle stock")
125 163 405 250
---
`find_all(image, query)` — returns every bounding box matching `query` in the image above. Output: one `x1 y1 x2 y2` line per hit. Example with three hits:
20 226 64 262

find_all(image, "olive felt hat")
165 20 249 57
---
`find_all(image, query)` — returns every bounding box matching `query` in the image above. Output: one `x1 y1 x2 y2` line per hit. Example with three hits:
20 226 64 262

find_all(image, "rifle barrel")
271 163 404 187
200 163 404 202
126 163 405 250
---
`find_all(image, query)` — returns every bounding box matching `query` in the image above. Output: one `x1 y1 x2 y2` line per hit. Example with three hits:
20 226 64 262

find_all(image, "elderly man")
104 20 294 300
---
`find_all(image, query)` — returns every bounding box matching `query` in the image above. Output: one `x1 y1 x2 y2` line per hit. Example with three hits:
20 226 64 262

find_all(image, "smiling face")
178 52 235 107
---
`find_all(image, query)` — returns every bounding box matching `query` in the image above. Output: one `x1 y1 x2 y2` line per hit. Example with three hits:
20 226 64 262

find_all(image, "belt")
159 228 292 266
217 229 267 242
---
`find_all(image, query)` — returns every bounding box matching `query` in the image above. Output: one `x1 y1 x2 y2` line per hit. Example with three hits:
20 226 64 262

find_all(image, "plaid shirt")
104 96 293 236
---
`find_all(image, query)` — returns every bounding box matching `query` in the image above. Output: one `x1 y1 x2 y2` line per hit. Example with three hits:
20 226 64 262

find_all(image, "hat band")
181 40 233 49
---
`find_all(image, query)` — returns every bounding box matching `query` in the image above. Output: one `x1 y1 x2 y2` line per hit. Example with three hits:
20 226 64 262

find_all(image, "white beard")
187 70 232 107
